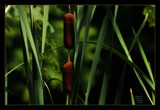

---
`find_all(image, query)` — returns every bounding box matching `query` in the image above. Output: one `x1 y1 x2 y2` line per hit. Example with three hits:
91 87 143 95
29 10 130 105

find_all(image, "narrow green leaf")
152 90 155 105
17 6 43 82
99 5 118 105
5 62 25 77
20 15 30 63
17 5 44 104
110 13 132 61
86 40 155 91
19 15 34 104
114 12 148 104
5 76 7 105
5 29 8 105
98 70 109 105
130 88 135 105
73 5 85 67
41 5 49 57
110 12 154 104
132 27 155 84
5 45 63 78
85 9 110 105
72 5 96 104
5 41 155 94
132 27 155 105
128 13 148 54
114 63 127 104
69 5 85 105
80 5 96 70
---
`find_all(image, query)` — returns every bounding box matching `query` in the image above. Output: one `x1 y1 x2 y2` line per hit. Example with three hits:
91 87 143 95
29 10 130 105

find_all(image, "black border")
2 0 160 109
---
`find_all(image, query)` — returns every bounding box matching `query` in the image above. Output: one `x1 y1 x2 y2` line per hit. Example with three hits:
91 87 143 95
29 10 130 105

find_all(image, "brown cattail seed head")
62 61 74 93
64 13 75 49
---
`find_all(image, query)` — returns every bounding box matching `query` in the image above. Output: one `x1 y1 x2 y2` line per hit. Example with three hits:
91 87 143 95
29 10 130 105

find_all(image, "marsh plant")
5 5 155 105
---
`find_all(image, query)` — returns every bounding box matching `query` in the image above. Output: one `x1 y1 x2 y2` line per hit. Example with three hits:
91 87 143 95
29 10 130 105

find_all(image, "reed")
5 5 155 105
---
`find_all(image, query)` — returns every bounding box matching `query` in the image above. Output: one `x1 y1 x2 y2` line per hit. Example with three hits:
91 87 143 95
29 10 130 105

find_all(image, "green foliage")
5 5 155 105
143 5 155 27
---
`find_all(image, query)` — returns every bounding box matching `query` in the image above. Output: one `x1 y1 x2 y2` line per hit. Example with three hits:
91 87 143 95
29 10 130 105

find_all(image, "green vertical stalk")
17 5 44 105
130 88 135 105
31 7 44 104
5 77 7 105
5 30 7 105
132 27 155 105
85 8 110 105
69 5 85 104
41 5 49 66
111 12 154 104
20 19 34 104
99 5 118 105
74 5 96 104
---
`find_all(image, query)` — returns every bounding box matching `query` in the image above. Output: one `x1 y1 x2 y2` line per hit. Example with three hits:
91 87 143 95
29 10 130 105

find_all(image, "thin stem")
69 5 71 13
68 49 70 62
66 94 69 105
43 81 54 104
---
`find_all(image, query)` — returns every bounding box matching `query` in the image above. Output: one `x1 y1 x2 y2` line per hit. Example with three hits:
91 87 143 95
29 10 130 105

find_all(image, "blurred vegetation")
143 5 155 27
5 5 155 104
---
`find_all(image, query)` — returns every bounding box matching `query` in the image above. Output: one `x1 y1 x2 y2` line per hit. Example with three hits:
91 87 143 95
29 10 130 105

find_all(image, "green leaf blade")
85 9 110 105
17 5 44 105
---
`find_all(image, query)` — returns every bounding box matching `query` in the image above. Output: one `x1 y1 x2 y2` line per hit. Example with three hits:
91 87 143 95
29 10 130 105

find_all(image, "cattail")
62 61 74 93
64 13 75 49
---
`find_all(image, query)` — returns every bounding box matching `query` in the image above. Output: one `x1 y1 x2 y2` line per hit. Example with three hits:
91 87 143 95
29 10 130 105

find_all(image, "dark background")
5 5 155 105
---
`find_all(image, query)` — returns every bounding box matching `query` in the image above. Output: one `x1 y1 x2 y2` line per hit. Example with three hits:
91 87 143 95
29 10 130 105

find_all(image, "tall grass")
5 5 155 105
99 5 118 105
17 5 50 104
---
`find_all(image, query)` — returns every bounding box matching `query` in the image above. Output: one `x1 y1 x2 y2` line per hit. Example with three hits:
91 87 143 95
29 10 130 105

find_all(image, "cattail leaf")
85 8 110 105
71 5 96 104
19 14 34 104
110 12 154 104
17 5 44 104
69 5 85 105
132 27 155 84
132 27 155 105
73 5 84 67
130 88 135 105
114 12 149 105
128 13 148 54
41 5 49 65
99 5 118 105
80 5 96 70
5 45 63 78
86 40 155 91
